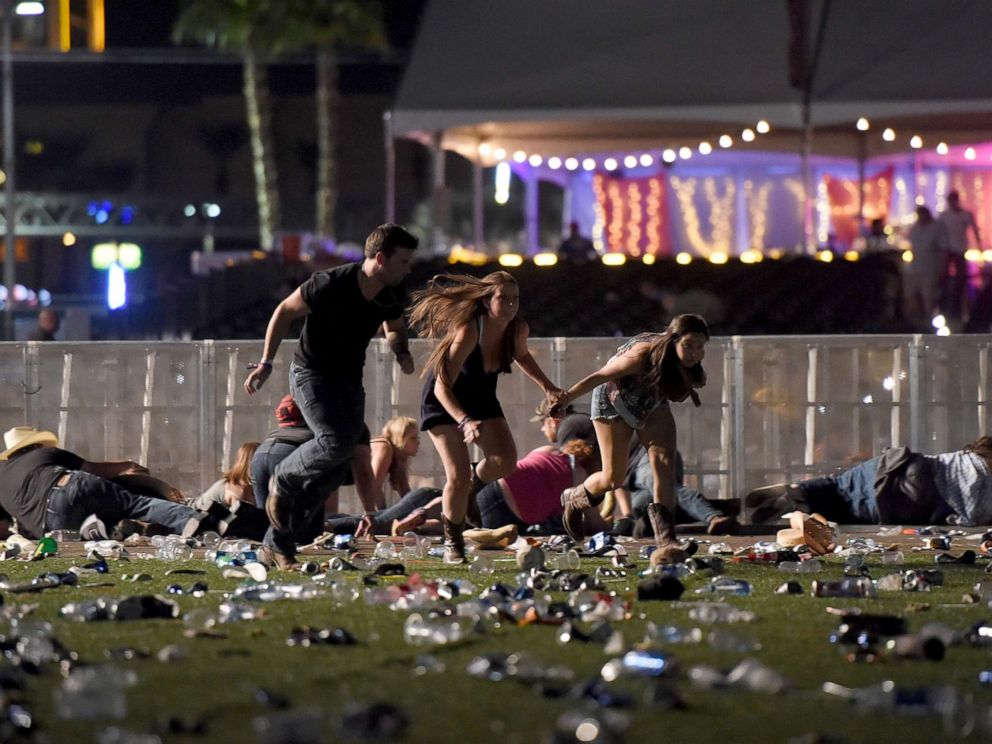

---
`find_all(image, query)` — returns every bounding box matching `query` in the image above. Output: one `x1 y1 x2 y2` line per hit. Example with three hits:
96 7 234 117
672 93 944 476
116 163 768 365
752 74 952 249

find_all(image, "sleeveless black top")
420 316 505 431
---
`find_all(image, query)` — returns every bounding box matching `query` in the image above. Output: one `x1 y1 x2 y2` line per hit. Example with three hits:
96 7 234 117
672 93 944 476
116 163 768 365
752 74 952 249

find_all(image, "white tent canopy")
393 0 992 162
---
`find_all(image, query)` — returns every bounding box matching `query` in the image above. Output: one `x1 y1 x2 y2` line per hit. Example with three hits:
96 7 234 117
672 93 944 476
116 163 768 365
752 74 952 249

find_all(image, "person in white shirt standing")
904 206 949 329
938 191 981 323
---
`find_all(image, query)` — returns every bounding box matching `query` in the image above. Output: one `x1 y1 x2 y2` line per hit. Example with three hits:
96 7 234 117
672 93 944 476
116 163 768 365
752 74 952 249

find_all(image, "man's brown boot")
646 503 689 565
441 515 467 564
259 545 298 571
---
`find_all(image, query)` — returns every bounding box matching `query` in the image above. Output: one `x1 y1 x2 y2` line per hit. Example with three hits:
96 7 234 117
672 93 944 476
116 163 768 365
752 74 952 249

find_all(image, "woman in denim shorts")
552 314 709 562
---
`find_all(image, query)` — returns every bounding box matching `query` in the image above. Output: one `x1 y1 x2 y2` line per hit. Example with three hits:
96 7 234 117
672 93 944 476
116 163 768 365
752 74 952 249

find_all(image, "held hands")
244 365 272 395
546 387 571 418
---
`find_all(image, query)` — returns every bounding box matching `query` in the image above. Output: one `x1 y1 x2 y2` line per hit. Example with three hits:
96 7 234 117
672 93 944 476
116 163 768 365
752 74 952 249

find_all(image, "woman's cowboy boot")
560 485 595 542
441 514 467 564
646 503 689 565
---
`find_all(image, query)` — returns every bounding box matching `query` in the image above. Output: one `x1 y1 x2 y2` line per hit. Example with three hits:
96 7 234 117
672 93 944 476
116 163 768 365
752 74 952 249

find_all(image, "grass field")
2 535 992 743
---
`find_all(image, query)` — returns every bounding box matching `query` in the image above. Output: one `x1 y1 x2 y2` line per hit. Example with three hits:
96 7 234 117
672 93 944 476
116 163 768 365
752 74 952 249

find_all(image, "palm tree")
173 1 286 251
278 1 385 239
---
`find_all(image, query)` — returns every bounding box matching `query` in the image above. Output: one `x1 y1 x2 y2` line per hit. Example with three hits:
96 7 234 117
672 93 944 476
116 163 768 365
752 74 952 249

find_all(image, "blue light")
107 263 127 310
120 205 135 225
86 201 98 216
95 209 110 225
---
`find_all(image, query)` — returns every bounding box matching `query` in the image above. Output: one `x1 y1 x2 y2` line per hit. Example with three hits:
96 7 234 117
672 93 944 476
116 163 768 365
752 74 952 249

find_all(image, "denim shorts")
591 383 668 430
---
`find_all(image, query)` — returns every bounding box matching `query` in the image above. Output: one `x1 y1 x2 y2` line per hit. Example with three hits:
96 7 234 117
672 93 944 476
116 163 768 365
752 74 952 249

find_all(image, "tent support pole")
472 160 484 250
383 112 396 224
525 169 539 255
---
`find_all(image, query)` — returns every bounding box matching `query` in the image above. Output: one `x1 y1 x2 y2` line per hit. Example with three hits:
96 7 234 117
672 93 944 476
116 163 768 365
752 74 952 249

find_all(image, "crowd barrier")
1 335 989 515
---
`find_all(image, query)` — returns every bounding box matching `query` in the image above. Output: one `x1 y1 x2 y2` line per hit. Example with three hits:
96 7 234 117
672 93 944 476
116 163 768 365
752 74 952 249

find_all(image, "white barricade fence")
1 335 989 515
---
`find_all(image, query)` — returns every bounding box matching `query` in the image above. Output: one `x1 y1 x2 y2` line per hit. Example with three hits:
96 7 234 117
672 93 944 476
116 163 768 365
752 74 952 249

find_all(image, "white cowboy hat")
1 426 59 460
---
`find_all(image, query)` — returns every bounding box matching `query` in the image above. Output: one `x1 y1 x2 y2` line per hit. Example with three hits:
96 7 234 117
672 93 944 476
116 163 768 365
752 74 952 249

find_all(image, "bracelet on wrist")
258 360 273 368
456 415 472 431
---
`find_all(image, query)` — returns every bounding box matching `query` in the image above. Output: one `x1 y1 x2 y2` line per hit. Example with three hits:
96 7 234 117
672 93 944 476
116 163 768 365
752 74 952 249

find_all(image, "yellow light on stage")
601 253 626 266
984 249 992 262
698 142 712 155
449 245 490 266
882 128 895 142
856 117 870 131
741 128 756 142
965 147 976 160
936 142 949 155
513 150 527 163
708 251 728 265
739 249 763 264
719 135 732 148
964 248 982 262
62 232 76 247
909 135 923 149
768 248 785 260
533 252 558 267
902 250 913 263
844 250 860 262
498 253 524 267
816 250 834 262
675 252 692 265
756 120 770 134
528 154 543 167
642 254 656 265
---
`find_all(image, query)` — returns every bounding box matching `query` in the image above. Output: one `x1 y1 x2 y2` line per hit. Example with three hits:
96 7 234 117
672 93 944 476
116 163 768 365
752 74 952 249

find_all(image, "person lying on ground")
190 441 259 510
745 435 992 526
0 426 206 541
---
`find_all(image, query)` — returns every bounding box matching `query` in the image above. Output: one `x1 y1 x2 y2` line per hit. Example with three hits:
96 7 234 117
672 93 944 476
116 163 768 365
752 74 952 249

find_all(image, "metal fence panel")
2 335 989 513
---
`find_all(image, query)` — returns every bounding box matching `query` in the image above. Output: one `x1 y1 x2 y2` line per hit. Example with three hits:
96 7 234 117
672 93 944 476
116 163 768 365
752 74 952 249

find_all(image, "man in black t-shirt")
0 426 203 540
243 224 418 568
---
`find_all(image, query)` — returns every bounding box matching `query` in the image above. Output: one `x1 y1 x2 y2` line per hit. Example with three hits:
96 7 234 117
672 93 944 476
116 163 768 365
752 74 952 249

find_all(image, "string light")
669 176 734 256
936 142 949 155
678 146 692 160
565 157 579 171
856 118 870 131
624 155 637 168
745 179 772 250
719 135 732 148
513 150 527 163
756 120 770 134
909 135 922 149
528 154 543 167
547 156 562 170
582 158 596 171
477 142 492 157
882 128 895 142
493 147 506 161
741 128 756 142
964 147 976 160
662 149 677 164
604 157 618 171
639 154 654 167
698 142 712 155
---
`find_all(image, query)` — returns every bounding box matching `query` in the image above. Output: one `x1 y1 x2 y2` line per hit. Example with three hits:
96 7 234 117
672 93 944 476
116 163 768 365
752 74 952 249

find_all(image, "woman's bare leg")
583 418 634 497
473 418 517 482
428 425 472 523
637 406 677 512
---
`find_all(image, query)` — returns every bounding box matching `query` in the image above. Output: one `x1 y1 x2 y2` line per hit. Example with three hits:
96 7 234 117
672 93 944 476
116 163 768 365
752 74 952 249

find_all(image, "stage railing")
1 335 989 513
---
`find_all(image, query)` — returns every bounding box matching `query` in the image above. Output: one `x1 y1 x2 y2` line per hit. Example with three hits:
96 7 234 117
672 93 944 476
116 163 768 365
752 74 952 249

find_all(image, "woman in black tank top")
409 271 564 563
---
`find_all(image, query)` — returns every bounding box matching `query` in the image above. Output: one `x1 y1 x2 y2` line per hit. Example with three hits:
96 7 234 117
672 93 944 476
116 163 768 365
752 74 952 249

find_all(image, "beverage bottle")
811 577 875 598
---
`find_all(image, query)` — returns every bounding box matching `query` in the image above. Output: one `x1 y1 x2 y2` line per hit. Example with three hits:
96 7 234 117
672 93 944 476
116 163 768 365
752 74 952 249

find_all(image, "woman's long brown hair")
640 314 709 407
380 416 417 494
965 435 992 467
409 271 522 383
223 441 259 487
